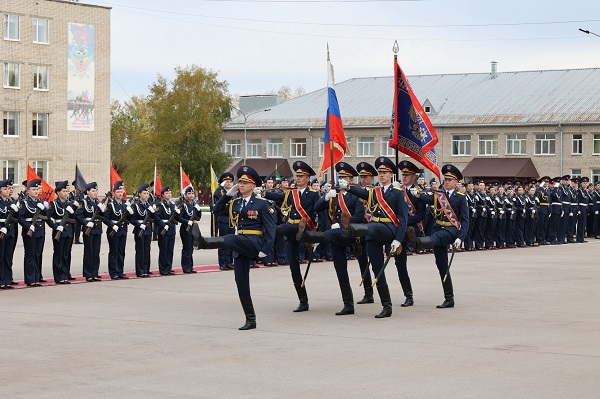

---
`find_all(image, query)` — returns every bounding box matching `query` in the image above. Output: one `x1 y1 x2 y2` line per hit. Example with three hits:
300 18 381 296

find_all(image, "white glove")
148 205 156 213
561 212 564 217
43 201 49 208
164 225 169 231
453 238 462 249
29 225 35 232
194 204 201 211
0 227 7 234
126 206 134 214
569 212 573 217
187 220 193 226
500 210 505 214
539 181 544 187
331 223 340 229
175 208 181 214
125 200 131 207
491 211 496 215
577 211 581 215
410 187 420 197
532 210 536 214
324 183 332 191
253 187 262 197
325 189 336 200
140 224 146 230
391 239 401 253
554 183 560 188
96 203 105 212
338 180 348 190
10 203 19 212
86 222 94 228
57 226 64 232
66 206 75 214
258 251 267 258
36 202 45 210
596 211 599 215
72 200 80 207
112 225 119 232
392 181 401 188
226 184 239 197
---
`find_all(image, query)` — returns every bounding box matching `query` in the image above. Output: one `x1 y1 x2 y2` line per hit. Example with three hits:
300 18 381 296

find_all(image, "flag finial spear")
393 40 399 54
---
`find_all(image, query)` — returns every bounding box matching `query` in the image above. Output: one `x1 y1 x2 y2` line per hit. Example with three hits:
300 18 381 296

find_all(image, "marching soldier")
129 184 156 277
406 164 469 308
74 182 106 282
178 186 201 273
103 181 132 279
340 157 408 318
195 166 276 330
0 179 18 289
154 186 180 275
213 172 235 271
47 181 78 284
17 179 48 287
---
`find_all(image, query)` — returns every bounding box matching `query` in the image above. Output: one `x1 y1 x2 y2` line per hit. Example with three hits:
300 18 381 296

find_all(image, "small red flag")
27 164 55 201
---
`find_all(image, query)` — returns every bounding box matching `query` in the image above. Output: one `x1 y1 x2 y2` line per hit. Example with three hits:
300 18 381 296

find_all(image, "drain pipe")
558 122 564 175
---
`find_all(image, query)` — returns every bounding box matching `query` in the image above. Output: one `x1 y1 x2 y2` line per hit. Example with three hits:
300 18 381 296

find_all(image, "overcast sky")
87 0 600 102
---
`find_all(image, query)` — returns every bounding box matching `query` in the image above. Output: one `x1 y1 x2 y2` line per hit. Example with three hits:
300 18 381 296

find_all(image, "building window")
506 134 527 155
1 160 18 182
32 18 49 44
478 134 498 156
424 106 431 113
318 137 324 158
572 134 583 155
357 137 374 157
3 111 19 136
32 113 48 137
290 138 306 158
266 138 282 158
380 137 395 157
593 134 600 155
225 139 241 158
246 139 261 158
592 169 600 183
535 134 555 155
33 65 49 90
4 15 20 40
571 169 581 179
3 62 20 88
31 160 48 181
451 135 471 156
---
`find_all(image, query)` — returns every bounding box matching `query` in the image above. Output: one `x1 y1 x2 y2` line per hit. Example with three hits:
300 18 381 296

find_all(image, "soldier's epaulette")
309 189 318 193
255 196 267 201
392 186 403 191
457 191 465 196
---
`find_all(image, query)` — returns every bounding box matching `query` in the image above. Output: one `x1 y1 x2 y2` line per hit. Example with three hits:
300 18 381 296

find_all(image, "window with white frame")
571 169 581 179
225 139 241 158
592 169 600 183
2 160 18 182
357 137 374 157
33 65 48 90
572 134 583 155
593 134 600 155
3 62 20 88
506 134 527 155
380 137 395 157
32 113 48 137
31 160 48 181
4 15 20 40
290 138 306 158
451 135 471 156
32 18 49 44
246 139 261 158
3 111 19 136
266 138 282 158
535 134 555 155
318 137 324 158
478 134 498 156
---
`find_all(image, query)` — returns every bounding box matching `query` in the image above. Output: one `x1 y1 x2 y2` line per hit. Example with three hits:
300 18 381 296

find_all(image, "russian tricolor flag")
319 45 348 177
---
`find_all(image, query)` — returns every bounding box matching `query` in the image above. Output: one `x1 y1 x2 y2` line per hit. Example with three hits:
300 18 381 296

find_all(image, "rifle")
54 200 79 240
160 201 180 236
0 204 19 240
186 201 202 233
26 206 48 237
84 203 104 236
138 202 155 237
109 210 131 237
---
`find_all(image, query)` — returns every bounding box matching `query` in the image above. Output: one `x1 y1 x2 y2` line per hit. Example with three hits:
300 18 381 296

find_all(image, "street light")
236 108 271 164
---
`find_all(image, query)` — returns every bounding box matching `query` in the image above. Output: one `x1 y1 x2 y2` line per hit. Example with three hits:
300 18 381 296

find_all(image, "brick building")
1 0 110 189
223 66 600 182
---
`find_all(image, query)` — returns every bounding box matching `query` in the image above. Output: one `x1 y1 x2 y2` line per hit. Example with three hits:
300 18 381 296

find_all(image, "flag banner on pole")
319 46 348 177
110 164 127 199
153 163 162 196
180 163 193 194
28 164 55 201
275 163 281 179
75 164 87 192
210 163 219 195
389 57 441 180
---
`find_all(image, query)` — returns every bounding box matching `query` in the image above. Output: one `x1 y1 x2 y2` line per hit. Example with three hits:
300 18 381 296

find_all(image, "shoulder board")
255 197 267 201
309 189 318 193
457 192 465 196
392 186 403 191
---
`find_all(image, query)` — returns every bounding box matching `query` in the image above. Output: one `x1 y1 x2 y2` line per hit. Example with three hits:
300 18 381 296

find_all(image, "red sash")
337 192 350 217
403 187 423 232
435 192 461 230
374 187 399 227
292 189 316 231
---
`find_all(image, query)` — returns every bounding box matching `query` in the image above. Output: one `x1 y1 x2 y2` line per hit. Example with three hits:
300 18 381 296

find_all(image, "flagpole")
393 40 400 182
210 162 216 238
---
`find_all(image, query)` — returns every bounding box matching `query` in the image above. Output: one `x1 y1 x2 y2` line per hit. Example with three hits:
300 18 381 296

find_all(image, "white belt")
161 219 170 223
551 202 562 206
0 219 5 222
51 218 63 223
578 204 588 207
562 201 570 204
25 218 33 221
570 203 578 206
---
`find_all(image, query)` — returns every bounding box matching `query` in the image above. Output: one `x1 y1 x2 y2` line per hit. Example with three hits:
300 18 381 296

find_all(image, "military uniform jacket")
315 190 366 224
103 199 129 237
0 197 18 237
17 197 48 238
213 185 230 222
419 190 470 242
525 194 538 217
74 196 104 235
265 188 320 224
214 192 276 255
537 187 550 206
560 185 571 213
475 190 487 218
129 200 154 237
495 194 505 219
505 195 515 220
466 191 477 220
47 198 76 238
550 187 563 215
514 195 526 219
177 200 201 232
577 189 589 214
153 200 178 237
568 187 578 214
484 193 497 219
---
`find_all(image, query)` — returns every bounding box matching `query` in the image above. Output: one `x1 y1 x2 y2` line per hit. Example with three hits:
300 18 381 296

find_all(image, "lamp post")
236 108 270 164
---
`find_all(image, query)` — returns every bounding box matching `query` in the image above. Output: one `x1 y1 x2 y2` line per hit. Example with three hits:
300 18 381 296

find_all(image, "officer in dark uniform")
47 180 78 284
213 172 235 271
153 186 179 275
129 184 155 277
575 177 590 243
556 175 571 244
566 177 578 243
0 179 19 289
407 164 469 308
17 179 48 286
74 182 106 282
265 161 320 312
464 181 477 251
547 177 563 244
103 181 132 279
341 157 408 318
592 181 600 238
177 186 201 273
484 184 498 249
70 180 84 244
536 176 551 245
196 166 276 330
473 180 487 250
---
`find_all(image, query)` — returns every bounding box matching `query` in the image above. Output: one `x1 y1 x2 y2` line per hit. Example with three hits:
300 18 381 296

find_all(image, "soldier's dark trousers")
394 244 413 296
134 234 151 276
536 207 549 243
547 213 560 243
485 217 497 248
23 235 43 284
576 211 587 242
557 213 567 242
567 213 577 240
495 217 506 248
108 234 127 278
277 224 303 283
524 215 536 245
158 234 175 274
324 229 353 285
464 215 476 250
275 233 288 265
355 237 373 287
82 234 101 278
515 215 525 246
53 236 72 282
365 223 395 288
0 235 16 285
180 229 195 272
217 220 234 268
474 216 486 249
505 218 515 246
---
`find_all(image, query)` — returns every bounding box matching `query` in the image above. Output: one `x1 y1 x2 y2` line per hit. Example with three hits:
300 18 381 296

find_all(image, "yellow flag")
210 163 219 194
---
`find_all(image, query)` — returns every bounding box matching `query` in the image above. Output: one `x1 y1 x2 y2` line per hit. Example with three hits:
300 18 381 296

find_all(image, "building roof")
462 158 539 179
228 159 293 178
225 68 600 130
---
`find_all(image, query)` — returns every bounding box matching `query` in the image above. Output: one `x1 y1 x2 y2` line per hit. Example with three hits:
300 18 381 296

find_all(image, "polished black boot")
374 285 392 318
335 282 355 315
239 297 256 330
399 276 414 307
407 227 434 252
341 211 369 238
357 284 374 304
436 275 455 309
293 282 309 312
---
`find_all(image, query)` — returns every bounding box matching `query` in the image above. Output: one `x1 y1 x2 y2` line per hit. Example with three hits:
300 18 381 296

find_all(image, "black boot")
399 277 414 307
335 283 355 315
304 231 325 244
374 285 392 318
197 236 225 250
436 275 454 308
295 217 308 241
293 282 309 312
239 297 256 330
342 224 369 239
357 269 374 304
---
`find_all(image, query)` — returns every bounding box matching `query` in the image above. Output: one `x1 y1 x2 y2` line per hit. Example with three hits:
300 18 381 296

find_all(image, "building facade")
1 0 110 188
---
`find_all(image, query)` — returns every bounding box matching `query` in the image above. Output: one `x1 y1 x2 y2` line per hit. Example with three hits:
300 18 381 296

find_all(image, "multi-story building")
1 0 110 189
223 65 600 182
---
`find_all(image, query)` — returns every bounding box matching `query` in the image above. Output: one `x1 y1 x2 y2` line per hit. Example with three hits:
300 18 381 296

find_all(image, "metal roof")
225 68 600 130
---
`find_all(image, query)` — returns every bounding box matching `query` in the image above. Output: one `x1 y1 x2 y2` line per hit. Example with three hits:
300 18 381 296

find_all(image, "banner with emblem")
27 165 55 201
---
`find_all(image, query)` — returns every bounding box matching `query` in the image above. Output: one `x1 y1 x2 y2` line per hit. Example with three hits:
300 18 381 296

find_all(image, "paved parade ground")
1 218 599 398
